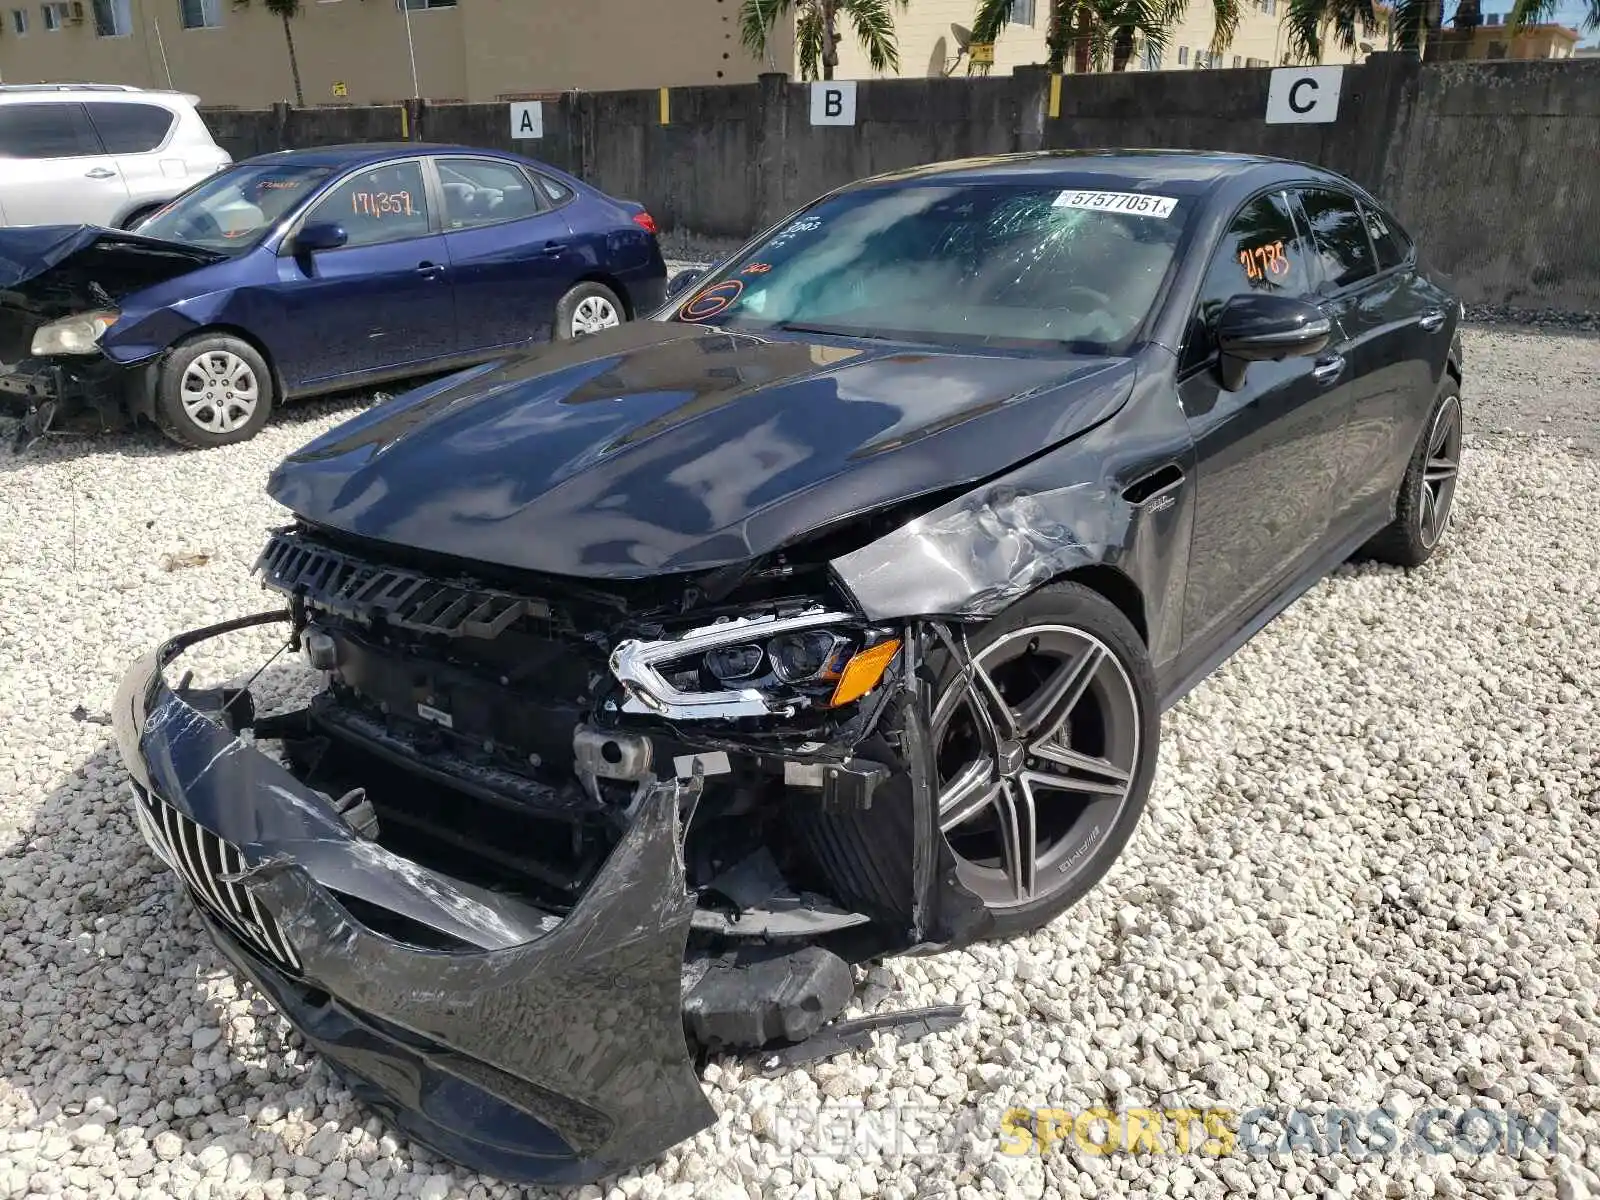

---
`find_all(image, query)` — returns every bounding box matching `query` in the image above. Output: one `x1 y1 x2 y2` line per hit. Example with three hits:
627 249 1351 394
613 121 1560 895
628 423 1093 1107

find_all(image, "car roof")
839 149 1360 202
239 143 539 170
0 85 200 106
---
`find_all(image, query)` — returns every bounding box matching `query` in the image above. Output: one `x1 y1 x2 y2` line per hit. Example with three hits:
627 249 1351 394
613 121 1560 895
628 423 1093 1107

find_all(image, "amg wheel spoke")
964 659 1021 743
1021 748 1131 796
995 779 1037 902
939 759 1002 831
1424 456 1457 483
1421 483 1438 537
1018 643 1104 744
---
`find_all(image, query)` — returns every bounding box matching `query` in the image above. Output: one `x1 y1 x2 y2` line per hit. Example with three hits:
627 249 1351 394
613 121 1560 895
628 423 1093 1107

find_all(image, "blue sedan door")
433 156 578 351
269 158 457 389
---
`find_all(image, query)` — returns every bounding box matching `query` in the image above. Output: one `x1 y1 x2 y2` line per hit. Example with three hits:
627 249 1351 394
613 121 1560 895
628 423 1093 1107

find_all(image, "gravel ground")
1 324 1598 1200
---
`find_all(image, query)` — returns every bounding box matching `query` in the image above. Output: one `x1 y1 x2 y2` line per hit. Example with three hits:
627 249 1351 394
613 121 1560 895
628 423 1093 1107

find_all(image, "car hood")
268 321 1136 580
0 224 222 313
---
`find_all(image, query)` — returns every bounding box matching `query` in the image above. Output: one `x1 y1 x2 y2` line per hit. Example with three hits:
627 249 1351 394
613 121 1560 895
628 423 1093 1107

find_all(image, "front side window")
179 0 221 29
436 157 542 229
1295 186 1377 291
668 182 1194 355
136 162 335 250
92 0 130 35
306 160 431 248
0 102 102 159
1181 189 1316 372
85 102 175 153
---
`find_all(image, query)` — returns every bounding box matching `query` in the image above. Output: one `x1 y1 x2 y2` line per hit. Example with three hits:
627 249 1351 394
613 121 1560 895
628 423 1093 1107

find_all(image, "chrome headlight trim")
609 606 856 720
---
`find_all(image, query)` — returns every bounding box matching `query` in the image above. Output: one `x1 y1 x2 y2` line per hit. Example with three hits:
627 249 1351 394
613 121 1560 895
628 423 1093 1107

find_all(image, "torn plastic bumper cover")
112 611 716 1186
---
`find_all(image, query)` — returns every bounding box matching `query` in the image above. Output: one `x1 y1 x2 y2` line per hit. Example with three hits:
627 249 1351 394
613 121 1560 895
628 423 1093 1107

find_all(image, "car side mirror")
294 221 349 254
665 268 706 300
1215 294 1333 391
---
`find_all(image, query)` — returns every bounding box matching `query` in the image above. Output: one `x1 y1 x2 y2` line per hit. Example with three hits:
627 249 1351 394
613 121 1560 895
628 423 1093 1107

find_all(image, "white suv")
0 85 231 230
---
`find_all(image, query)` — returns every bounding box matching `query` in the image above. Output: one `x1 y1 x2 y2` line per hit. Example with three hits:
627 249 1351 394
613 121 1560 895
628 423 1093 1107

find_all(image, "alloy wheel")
931 625 1141 908
1419 394 1462 549
180 351 259 435
571 295 622 337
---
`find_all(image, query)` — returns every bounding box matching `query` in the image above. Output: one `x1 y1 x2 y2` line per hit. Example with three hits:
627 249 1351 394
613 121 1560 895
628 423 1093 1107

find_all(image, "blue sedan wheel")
555 282 625 341
154 334 276 449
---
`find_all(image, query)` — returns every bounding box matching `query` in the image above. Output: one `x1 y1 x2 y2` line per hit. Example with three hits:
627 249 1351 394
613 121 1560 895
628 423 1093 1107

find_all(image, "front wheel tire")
153 334 275 449
795 582 1160 945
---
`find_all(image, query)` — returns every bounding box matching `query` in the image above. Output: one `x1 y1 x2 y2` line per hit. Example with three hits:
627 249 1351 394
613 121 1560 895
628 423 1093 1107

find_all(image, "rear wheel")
555 282 624 341
153 334 275 449
1360 377 1462 568
796 582 1160 944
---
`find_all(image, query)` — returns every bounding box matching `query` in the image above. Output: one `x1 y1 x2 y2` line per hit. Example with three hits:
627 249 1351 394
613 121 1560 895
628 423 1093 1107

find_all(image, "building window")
1140 40 1162 68
1009 0 1036 25
1178 45 1189 63
1232 54 1241 66
10 6 27 31
92 0 130 35
397 0 456 9
41 2 70 31
179 0 220 28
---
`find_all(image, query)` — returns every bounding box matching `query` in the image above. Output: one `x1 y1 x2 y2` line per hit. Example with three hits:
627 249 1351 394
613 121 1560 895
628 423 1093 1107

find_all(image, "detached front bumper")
112 612 716 1186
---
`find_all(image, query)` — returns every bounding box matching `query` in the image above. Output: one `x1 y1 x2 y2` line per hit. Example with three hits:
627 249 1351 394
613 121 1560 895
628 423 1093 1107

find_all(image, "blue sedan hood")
268 321 1136 580
0 224 221 291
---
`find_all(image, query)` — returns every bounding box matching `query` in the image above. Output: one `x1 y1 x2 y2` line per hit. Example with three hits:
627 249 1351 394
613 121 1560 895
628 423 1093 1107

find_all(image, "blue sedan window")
437 158 542 230
134 162 334 250
306 161 432 248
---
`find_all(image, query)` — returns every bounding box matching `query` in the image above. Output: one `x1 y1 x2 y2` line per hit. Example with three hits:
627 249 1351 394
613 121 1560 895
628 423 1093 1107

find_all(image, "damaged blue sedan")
113 151 1465 1183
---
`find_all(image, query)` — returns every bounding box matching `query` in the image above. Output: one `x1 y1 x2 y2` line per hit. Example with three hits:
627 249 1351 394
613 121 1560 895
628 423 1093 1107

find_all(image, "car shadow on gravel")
0 661 647 1199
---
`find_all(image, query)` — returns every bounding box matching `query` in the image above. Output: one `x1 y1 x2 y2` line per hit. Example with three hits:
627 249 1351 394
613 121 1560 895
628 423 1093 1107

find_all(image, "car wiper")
775 321 893 341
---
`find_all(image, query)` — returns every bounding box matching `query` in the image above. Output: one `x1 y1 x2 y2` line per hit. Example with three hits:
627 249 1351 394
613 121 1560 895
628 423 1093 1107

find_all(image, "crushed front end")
113 522 959 1183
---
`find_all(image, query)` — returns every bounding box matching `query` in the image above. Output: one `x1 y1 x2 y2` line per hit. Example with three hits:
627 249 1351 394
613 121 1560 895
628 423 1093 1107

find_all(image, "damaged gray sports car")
113 151 1464 1183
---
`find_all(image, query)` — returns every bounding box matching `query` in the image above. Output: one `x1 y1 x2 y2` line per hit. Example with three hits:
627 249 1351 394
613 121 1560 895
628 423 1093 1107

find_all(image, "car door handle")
416 262 445 280
1312 354 1346 386
1419 309 1447 332
540 241 565 257
84 167 117 180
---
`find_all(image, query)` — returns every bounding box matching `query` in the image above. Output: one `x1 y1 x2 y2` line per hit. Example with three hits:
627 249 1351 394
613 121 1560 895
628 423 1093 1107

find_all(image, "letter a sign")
810 81 857 126
1266 66 1343 124
510 101 544 139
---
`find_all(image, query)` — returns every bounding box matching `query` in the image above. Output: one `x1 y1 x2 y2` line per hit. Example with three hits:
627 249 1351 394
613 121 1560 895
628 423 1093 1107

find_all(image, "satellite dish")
951 22 974 51
1358 40 1374 51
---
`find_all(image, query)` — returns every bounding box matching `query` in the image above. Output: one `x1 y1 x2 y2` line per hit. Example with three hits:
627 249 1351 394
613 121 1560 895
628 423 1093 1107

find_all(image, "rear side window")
436 157 544 229
1360 201 1413 272
0 102 103 158
1182 189 1316 373
535 174 573 206
1296 187 1377 291
85 102 176 154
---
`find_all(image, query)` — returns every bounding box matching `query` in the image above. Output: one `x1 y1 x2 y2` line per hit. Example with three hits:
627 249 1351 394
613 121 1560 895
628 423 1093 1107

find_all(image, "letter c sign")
810 81 858 126
1266 66 1344 124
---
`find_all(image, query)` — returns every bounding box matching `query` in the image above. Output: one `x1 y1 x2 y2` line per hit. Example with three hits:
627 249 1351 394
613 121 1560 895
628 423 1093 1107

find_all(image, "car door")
433 155 578 350
0 102 130 226
1176 187 1352 647
82 100 186 223
264 158 457 390
1292 185 1427 531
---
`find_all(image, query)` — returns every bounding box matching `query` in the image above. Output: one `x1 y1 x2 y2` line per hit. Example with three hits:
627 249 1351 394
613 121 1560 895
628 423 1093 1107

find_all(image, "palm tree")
740 0 910 81
1508 0 1600 36
973 0 1235 72
1281 0 1443 60
264 0 305 107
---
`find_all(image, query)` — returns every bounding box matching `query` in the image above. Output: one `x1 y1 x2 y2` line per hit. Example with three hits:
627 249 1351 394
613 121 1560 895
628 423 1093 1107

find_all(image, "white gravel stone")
0 325 1597 1198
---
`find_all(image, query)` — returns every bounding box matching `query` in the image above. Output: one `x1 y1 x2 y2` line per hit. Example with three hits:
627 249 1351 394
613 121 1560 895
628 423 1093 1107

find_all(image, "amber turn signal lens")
828 639 902 708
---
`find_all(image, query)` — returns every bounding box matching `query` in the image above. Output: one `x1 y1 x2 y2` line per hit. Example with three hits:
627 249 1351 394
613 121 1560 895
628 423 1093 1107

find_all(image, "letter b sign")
810 81 857 126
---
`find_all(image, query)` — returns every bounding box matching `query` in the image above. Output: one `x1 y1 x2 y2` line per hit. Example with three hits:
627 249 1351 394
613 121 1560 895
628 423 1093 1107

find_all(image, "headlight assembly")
30 310 119 356
609 607 902 721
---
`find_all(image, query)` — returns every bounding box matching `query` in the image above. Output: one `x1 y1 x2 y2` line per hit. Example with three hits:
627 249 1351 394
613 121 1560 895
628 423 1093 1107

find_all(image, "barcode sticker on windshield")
1053 190 1178 218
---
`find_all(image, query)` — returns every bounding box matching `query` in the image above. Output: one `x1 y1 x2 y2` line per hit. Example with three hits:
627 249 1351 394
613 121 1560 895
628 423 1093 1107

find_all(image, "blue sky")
1462 0 1599 41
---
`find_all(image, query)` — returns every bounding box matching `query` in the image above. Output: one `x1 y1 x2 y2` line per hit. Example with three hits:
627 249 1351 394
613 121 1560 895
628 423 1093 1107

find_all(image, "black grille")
130 783 301 973
255 528 549 640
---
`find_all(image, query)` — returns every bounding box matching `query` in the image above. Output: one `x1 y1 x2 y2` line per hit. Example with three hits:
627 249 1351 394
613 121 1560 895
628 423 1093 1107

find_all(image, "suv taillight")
632 211 658 235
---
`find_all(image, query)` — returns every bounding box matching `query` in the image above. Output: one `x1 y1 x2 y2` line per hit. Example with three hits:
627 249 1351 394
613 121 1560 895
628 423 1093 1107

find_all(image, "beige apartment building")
0 0 789 106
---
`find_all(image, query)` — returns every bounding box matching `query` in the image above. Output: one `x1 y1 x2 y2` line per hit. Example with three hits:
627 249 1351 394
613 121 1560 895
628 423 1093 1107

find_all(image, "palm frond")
739 0 796 58
262 0 300 15
844 0 903 72
1389 0 1433 48
971 0 1019 43
1207 0 1242 50
796 7 825 79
